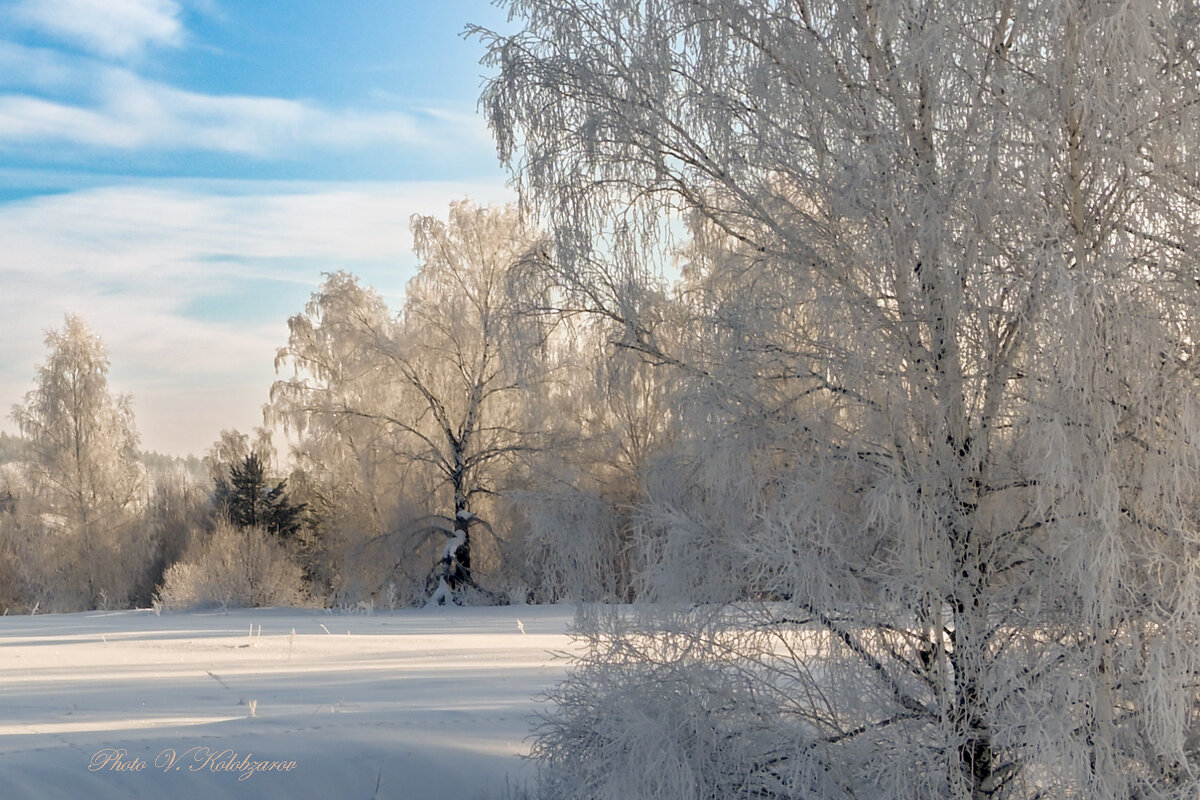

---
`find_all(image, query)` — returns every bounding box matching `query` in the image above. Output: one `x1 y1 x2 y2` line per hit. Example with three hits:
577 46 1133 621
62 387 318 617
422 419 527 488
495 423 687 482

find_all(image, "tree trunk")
448 476 472 591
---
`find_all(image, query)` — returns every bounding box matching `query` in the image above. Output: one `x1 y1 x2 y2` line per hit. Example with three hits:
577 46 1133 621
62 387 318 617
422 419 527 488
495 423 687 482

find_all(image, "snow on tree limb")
480 0 1200 796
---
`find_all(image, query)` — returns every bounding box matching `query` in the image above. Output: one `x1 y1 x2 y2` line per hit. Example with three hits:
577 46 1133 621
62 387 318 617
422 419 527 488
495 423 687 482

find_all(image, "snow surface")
0 604 577 799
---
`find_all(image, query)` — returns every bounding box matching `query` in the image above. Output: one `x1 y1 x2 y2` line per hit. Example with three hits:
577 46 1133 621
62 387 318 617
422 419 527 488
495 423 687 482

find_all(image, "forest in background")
0 199 672 614
0 198 681 614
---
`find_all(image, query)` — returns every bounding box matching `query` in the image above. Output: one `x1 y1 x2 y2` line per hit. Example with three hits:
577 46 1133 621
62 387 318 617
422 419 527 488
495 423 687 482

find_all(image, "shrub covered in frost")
533 607 811 799
156 520 309 610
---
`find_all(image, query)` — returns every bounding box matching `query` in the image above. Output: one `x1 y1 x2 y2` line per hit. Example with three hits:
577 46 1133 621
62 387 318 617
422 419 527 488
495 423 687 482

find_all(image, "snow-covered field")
0 604 577 799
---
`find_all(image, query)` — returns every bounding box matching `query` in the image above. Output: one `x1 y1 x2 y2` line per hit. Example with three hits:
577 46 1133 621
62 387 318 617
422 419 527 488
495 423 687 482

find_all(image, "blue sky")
0 0 517 455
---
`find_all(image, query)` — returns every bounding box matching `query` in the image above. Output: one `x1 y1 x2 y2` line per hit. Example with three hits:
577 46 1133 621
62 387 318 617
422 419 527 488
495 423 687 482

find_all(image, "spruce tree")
213 453 304 540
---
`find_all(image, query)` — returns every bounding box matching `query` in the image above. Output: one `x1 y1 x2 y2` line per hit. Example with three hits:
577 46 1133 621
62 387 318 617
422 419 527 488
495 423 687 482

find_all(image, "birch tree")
268 274 433 603
273 201 548 605
481 1 1200 797
511 307 682 602
10 314 149 610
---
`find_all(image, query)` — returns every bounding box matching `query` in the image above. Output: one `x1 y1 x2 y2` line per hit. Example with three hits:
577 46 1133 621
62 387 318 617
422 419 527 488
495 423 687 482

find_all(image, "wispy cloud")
0 11 497 164
0 180 515 454
11 0 184 60
0 41 83 91
0 60 443 156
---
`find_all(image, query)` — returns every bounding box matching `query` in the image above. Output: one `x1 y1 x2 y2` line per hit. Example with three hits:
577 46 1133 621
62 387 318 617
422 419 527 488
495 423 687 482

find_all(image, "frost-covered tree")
481 1 1200 797
0 432 25 464
273 201 548 605
10 315 150 610
509 295 686 602
267 274 424 603
143 461 209 592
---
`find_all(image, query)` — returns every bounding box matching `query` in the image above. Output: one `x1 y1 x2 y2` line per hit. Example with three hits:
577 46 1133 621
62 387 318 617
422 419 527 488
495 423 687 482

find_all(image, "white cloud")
94 71 432 155
12 0 183 60
0 41 82 91
0 27 491 161
0 65 441 155
0 180 515 455
0 93 141 146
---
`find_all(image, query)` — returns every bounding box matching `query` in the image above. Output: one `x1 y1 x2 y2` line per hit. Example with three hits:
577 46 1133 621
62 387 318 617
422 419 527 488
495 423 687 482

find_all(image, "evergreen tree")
213 453 305 540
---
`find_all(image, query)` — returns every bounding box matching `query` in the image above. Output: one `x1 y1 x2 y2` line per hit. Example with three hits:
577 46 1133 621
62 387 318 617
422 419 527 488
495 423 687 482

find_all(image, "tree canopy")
480 0 1200 797
271 201 548 604
8 314 150 610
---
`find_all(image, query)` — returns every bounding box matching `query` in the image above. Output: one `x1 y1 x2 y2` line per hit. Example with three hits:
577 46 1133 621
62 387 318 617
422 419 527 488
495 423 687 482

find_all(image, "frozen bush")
533 607 797 800
156 521 309 610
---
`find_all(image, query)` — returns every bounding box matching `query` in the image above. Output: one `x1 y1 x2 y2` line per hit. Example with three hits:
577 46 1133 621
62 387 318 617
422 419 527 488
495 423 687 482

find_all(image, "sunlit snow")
0 604 576 798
